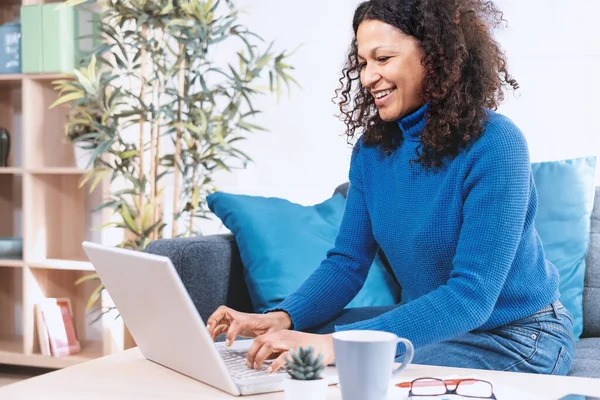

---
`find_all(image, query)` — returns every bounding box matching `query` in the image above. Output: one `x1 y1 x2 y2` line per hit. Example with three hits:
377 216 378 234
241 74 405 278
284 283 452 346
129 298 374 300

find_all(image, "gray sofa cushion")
334 182 350 198
570 338 600 378
583 187 600 337
145 235 251 323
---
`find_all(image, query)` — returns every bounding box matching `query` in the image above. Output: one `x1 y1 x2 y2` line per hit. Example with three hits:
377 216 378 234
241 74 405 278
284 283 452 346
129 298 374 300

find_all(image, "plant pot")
283 376 328 400
74 146 94 169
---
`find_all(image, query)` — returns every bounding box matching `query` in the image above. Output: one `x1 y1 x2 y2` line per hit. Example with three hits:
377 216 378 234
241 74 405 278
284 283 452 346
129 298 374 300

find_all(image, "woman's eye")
378 57 390 63
358 62 367 70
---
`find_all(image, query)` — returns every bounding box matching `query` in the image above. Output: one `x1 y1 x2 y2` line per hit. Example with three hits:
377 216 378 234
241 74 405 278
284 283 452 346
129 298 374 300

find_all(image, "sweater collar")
396 103 428 142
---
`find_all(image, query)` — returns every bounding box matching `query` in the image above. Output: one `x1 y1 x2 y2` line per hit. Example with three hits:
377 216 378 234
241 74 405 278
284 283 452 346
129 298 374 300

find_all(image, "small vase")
283 376 328 400
0 127 10 167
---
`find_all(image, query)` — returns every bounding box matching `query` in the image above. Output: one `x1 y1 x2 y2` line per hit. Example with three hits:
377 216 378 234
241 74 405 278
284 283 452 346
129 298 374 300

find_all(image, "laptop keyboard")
218 347 287 380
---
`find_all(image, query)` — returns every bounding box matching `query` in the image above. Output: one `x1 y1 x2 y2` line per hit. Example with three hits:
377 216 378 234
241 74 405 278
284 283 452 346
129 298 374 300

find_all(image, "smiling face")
356 19 427 122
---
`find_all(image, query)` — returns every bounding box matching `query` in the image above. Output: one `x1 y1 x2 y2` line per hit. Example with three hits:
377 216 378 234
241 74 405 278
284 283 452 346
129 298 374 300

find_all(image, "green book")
20 5 43 73
42 3 75 73
42 4 95 73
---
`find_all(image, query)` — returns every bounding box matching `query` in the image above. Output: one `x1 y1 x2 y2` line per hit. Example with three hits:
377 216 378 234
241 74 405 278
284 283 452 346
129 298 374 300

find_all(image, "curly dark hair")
334 0 519 168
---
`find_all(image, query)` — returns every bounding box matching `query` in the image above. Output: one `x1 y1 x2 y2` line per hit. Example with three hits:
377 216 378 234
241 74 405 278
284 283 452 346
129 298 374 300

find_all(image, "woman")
207 0 575 375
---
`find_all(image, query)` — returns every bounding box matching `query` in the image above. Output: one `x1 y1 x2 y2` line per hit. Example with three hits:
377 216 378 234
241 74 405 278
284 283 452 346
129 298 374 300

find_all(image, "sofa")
146 183 600 379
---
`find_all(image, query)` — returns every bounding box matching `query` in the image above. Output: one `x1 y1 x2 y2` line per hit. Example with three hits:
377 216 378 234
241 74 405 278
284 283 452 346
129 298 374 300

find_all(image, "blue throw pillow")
532 156 597 339
207 192 401 313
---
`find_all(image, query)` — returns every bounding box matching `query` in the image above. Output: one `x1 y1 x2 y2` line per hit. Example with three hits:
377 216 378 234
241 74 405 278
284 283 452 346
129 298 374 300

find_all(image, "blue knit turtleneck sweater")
270 104 559 350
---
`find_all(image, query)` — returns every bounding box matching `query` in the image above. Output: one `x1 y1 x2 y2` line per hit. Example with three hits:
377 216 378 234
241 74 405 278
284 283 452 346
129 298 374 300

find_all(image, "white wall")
201 0 600 235
493 0 600 164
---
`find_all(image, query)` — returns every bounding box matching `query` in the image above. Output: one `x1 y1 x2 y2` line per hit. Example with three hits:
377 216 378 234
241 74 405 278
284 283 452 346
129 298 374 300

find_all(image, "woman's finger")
225 319 244 347
212 324 229 341
246 334 266 367
206 306 231 335
253 340 279 369
267 351 290 373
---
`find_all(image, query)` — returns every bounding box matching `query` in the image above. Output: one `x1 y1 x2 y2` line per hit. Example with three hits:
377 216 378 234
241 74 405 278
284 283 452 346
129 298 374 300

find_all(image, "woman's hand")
246 331 335 373
206 306 292 346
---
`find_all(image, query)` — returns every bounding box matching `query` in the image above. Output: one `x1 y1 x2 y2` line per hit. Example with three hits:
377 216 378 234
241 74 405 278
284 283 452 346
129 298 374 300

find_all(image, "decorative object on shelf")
0 21 21 74
51 0 300 314
0 236 22 259
35 297 81 357
0 127 9 167
283 346 328 400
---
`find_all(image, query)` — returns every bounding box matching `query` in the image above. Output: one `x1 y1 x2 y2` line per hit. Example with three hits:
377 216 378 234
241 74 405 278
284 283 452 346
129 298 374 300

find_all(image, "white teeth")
375 89 393 99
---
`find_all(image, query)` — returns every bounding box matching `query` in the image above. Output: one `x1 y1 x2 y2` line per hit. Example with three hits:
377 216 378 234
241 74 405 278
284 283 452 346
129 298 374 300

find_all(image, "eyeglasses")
408 378 497 399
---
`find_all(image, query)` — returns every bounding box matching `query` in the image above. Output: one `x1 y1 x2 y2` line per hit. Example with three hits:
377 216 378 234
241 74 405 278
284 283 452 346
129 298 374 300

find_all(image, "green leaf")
89 168 112 193
88 140 113 169
159 0 174 15
119 150 139 159
212 158 231 172
120 202 140 235
49 91 84 109
93 221 121 230
180 122 204 136
142 219 165 237
93 200 122 213
79 168 111 191
86 283 105 310
237 121 268 132
74 272 99 285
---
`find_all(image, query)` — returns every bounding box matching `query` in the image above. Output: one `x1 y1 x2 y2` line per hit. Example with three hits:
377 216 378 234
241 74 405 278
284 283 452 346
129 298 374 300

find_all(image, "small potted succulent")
284 346 328 400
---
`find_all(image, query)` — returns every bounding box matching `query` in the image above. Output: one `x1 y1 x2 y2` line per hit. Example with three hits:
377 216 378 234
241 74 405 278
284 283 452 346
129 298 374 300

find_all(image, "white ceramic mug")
333 330 414 400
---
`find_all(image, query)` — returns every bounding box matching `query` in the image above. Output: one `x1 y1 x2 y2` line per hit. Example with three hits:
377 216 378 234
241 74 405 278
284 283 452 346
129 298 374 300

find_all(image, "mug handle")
392 338 414 376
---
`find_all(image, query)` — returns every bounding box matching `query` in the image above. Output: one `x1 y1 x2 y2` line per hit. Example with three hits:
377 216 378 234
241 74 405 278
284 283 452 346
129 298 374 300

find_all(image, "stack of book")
34 298 81 357
20 4 96 73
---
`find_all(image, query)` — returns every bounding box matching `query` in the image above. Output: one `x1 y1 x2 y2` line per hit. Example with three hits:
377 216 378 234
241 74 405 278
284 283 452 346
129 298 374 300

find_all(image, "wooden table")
1 348 598 399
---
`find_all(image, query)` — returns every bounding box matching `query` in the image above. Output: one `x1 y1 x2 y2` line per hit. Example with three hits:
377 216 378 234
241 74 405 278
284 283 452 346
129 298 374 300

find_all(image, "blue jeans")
306 301 575 375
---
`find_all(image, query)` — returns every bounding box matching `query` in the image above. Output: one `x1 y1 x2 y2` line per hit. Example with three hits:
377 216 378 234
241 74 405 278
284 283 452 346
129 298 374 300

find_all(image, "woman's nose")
362 63 381 89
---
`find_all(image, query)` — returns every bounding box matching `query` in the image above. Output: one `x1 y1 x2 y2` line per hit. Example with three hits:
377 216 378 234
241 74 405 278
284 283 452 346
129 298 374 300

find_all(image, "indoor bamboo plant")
51 0 299 313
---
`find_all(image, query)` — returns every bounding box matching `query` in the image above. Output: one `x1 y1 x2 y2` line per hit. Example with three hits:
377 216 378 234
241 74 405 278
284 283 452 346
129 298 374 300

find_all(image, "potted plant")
64 96 107 170
50 0 299 320
284 346 328 400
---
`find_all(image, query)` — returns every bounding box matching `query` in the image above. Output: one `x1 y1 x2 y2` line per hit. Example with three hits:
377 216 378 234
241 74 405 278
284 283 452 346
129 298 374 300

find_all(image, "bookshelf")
0 0 130 370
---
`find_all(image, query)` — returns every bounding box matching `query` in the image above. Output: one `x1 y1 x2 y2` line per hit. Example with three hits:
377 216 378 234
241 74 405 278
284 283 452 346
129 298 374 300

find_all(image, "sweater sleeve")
336 125 532 350
265 140 380 330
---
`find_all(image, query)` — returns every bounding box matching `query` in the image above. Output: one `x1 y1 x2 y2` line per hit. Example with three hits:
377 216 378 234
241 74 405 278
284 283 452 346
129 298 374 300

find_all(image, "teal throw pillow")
532 156 597 339
207 192 401 313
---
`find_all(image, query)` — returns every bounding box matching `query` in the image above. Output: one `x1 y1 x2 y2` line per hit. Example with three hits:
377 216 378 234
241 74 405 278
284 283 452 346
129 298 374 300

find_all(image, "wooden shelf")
0 168 24 174
28 259 95 271
0 75 22 87
0 337 23 355
0 259 24 267
24 72 74 82
0 341 102 369
0 167 89 175
28 167 89 175
0 1 128 371
0 72 73 84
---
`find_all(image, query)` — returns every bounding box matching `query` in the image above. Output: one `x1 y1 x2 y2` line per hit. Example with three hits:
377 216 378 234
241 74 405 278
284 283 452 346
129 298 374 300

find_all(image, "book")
34 303 51 356
42 3 77 73
21 4 96 73
36 298 81 357
0 22 22 74
20 5 43 73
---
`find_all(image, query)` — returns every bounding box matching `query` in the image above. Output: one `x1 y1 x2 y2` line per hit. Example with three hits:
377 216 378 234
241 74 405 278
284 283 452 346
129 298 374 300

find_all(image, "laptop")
81 241 338 396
